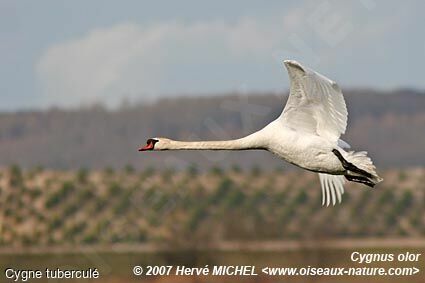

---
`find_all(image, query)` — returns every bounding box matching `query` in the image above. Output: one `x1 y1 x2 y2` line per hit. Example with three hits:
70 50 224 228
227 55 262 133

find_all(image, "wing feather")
320 175 326 206
279 60 349 206
325 177 331 207
318 173 346 206
280 60 348 143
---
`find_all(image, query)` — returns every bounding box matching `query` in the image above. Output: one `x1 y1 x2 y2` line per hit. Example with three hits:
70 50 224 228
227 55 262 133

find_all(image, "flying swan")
139 60 383 206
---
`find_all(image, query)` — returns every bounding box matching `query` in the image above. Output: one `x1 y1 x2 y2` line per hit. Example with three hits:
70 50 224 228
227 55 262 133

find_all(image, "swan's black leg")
332 149 373 178
345 175 375 188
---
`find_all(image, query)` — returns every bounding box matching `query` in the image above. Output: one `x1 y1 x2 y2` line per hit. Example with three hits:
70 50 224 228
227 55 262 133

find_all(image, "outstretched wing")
280 60 348 143
319 173 346 206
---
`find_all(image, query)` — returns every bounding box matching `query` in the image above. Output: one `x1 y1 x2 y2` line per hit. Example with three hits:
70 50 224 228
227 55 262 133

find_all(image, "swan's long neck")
162 131 266 151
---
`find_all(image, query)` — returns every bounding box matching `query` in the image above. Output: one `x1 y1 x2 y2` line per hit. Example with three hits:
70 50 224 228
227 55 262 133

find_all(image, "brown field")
0 167 424 282
1 245 424 283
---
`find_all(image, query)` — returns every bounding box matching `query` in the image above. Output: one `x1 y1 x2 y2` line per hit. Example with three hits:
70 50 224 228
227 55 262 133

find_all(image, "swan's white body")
140 60 382 206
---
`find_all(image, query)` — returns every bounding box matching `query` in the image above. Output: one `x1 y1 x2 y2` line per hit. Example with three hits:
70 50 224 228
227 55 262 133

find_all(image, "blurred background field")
2 1 425 282
0 163 424 282
0 166 424 247
2 248 424 282
0 91 425 282
0 90 424 170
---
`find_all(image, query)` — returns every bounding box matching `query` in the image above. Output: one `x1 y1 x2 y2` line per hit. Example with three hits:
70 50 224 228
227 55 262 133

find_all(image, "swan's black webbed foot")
345 175 375 188
332 149 372 178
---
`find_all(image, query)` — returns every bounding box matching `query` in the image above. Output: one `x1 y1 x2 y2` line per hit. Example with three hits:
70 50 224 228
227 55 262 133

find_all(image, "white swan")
139 60 383 206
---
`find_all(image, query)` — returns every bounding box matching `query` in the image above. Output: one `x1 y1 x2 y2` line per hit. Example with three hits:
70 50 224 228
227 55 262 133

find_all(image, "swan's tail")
343 150 383 186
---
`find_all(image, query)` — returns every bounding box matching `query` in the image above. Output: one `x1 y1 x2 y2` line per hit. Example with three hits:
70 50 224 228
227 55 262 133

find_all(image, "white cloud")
36 18 284 108
36 1 404 108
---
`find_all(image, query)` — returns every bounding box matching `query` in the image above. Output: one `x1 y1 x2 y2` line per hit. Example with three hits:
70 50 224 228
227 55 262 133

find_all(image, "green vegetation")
124 164 135 174
77 168 88 183
186 163 199 177
0 168 423 247
8 164 23 187
44 181 75 209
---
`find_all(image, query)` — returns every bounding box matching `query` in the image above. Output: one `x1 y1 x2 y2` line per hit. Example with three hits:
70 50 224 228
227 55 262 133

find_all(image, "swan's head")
138 137 171 151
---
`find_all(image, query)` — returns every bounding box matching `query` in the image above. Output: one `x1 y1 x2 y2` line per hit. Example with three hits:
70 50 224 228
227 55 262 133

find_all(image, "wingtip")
283 59 305 73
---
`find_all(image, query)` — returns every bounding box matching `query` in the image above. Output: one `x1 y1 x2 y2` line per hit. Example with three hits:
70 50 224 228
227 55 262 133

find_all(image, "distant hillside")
0 89 424 170
0 168 423 247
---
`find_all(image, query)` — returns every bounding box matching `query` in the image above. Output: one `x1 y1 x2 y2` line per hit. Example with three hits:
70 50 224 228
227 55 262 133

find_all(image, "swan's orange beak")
138 139 157 151
138 142 154 151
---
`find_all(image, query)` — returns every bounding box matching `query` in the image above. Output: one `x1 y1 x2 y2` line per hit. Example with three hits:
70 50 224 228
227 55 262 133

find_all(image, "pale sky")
1 0 424 110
